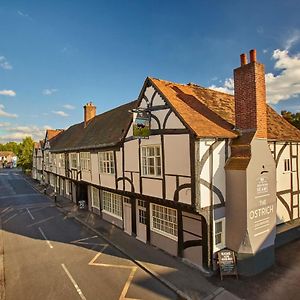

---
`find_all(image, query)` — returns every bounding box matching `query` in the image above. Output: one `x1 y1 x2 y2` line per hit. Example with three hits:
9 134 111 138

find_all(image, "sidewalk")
28 178 240 300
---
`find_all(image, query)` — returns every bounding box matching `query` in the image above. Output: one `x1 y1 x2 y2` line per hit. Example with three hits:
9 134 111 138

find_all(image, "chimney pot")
240 53 247 66
250 49 257 63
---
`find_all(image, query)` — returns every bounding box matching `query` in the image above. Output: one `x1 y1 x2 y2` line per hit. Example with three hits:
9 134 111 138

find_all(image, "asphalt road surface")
0 169 177 300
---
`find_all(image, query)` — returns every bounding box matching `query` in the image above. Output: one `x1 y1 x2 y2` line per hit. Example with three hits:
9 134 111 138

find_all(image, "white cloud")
0 104 18 118
0 124 52 143
0 90 16 97
209 49 300 105
0 56 12 70
209 78 234 94
63 104 75 110
284 30 300 50
52 110 68 117
43 88 58 95
0 122 10 127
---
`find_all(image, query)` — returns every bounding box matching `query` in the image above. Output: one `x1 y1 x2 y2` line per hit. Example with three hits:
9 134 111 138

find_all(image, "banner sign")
133 109 150 139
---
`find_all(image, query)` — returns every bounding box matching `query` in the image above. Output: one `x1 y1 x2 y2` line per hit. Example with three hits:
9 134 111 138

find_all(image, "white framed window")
101 191 122 218
98 151 115 174
91 186 100 209
70 153 78 169
284 159 290 172
150 204 177 240
58 153 65 168
214 218 225 251
141 145 161 177
80 152 91 171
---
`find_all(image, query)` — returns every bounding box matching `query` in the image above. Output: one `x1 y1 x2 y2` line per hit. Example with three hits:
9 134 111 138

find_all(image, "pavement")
22 174 300 300
24 175 241 300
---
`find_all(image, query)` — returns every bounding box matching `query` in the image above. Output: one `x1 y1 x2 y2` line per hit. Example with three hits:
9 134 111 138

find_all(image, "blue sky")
0 0 300 142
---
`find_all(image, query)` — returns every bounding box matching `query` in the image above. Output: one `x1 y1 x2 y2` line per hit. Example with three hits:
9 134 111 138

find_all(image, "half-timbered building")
35 50 300 275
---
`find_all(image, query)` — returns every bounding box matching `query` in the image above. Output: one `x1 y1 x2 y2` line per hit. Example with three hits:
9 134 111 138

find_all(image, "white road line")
2 213 18 224
28 216 55 227
61 263 87 300
0 207 12 215
38 227 53 249
26 208 35 220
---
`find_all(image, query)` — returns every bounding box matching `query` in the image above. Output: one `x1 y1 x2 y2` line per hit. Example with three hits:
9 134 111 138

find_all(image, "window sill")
150 227 178 241
102 210 123 220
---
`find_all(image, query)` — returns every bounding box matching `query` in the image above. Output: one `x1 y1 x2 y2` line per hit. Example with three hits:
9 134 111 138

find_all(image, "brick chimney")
84 102 96 128
234 49 267 139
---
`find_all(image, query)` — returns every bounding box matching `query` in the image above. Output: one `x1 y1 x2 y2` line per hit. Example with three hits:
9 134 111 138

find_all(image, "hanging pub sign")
217 249 238 280
132 109 151 139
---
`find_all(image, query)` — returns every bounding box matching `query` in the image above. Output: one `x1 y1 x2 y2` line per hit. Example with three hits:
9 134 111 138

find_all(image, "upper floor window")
80 152 91 171
58 153 65 168
98 151 115 174
284 159 290 172
70 153 78 169
141 145 161 177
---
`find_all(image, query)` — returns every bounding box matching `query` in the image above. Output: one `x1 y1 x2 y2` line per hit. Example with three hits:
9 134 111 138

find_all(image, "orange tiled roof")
149 78 300 141
46 129 64 141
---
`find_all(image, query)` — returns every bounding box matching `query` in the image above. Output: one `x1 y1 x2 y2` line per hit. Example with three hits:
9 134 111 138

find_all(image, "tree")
0 141 21 156
17 137 35 172
281 110 300 130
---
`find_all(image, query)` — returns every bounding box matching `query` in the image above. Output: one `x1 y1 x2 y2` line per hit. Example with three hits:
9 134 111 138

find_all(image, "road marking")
26 208 35 220
0 207 12 216
61 263 86 300
71 235 101 246
2 213 18 224
38 227 53 249
88 246 139 300
28 216 55 227
119 267 138 300
0 193 40 200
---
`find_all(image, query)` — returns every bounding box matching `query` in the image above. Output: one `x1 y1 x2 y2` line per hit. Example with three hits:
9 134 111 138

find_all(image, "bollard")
44 188 46 195
54 193 57 204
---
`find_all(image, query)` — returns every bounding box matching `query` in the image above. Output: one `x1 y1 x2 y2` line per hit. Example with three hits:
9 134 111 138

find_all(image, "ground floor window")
150 204 177 240
91 186 100 209
101 191 122 218
214 218 225 251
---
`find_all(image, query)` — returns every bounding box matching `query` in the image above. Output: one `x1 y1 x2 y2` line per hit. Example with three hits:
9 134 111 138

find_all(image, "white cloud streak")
284 30 300 50
0 56 12 70
52 110 68 117
0 124 52 143
43 88 58 95
0 90 16 97
209 49 300 105
63 104 75 110
0 104 18 118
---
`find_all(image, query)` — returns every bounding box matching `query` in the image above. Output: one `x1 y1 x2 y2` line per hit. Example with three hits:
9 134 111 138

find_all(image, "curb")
0 217 5 300
69 211 192 300
25 176 235 300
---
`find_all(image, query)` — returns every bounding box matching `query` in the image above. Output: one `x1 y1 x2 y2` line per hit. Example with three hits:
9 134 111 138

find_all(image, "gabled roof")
50 100 139 152
149 77 300 142
46 129 64 141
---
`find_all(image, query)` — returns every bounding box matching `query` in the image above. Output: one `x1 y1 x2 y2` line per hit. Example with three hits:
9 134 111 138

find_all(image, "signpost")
217 249 238 280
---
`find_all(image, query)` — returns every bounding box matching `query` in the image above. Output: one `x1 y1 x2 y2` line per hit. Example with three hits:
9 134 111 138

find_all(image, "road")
0 168 177 300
